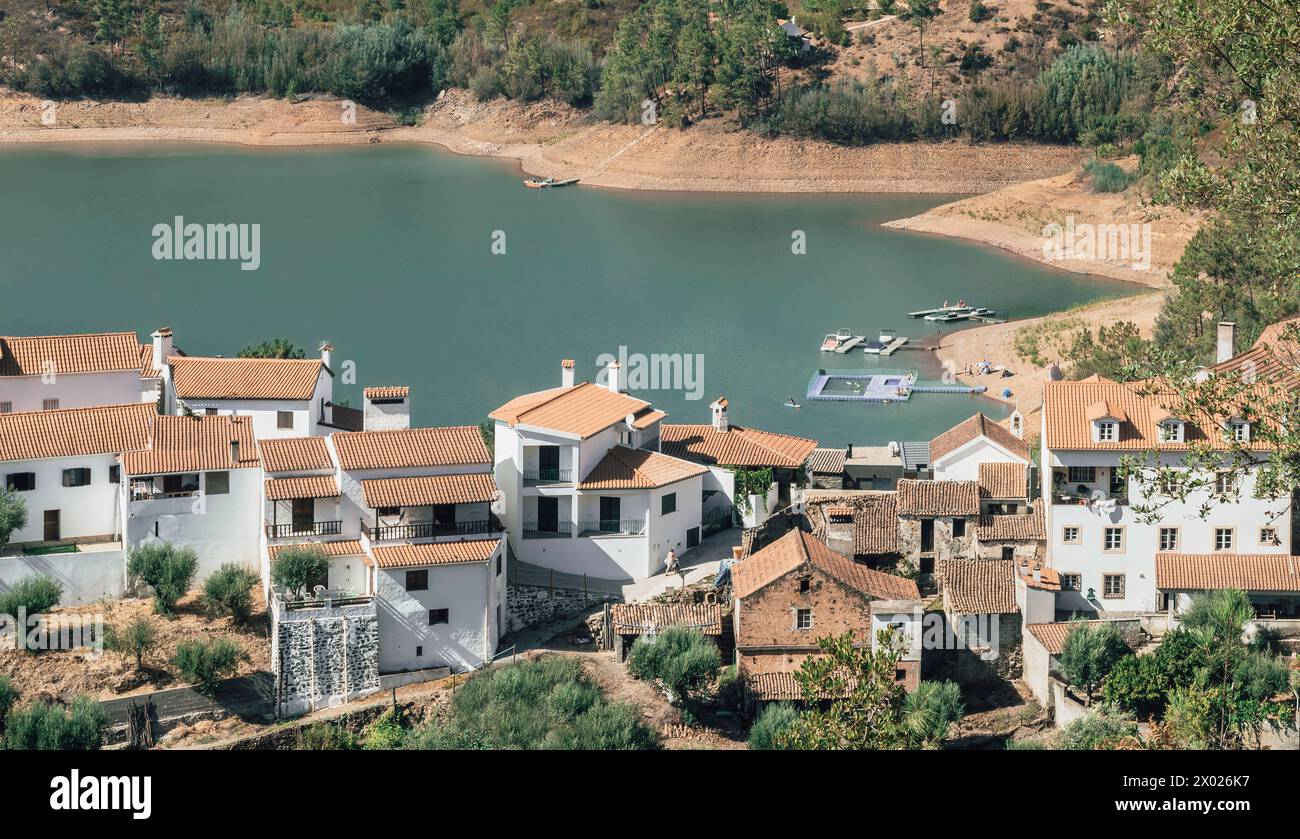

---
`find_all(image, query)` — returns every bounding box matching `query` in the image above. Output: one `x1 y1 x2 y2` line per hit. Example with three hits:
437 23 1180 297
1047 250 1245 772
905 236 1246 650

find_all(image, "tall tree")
905 0 940 71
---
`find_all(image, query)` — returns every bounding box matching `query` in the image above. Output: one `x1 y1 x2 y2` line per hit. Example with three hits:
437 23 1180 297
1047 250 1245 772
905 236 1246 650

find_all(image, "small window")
1067 466 1096 484
1103 526 1124 552
405 569 428 591
0 402 11 413
894 669 907 682
1001 546 1015 561
1062 526 1081 544
1214 527 1234 552
204 408 218 416
7 472 36 492
795 608 813 630
276 411 294 429
206 471 230 495
798 576 810 593
1230 421 1250 443
377 506 400 518
661 492 677 515
1259 526 1279 545
1158 421 1183 443
1103 574 1125 599
1095 421 1116 442
415 646 423 657
1215 471 1237 495
1158 527 1179 552
496 554 503 576
1061 574 1082 592
428 608 449 625
43 398 59 411
952 517 966 537
62 467 91 487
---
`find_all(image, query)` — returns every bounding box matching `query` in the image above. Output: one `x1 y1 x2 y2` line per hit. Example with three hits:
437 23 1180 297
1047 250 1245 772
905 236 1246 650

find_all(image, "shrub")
748 702 800 749
1060 620 1129 703
542 700 658 750
901 680 965 748
270 547 329 599
295 722 360 750
1101 653 1165 718
173 637 243 695
626 626 721 704
0 675 17 735
3 696 107 750
201 563 260 623
0 575 63 619
127 543 198 616
1059 704 1137 750
1083 158 1132 192
969 1 993 22
1004 737 1047 750
362 709 408 750
104 616 159 671
0 485 28 545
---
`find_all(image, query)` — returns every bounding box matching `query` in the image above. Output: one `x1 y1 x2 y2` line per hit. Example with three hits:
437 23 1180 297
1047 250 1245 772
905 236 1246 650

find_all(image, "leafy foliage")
104 615 159 671
900 679 964 749
1059 703 1138 750
0 576 63 619
0 676 17 737
173 637 244 695
201 563 261 623
3 696 107 750
270 547 330 599
237 337 305 359
294 722 361 750
1083 158 1132 193
626 625 721 704
128 543 198 616
0 486 29 546
1059 620 1129 705
747 701 799 749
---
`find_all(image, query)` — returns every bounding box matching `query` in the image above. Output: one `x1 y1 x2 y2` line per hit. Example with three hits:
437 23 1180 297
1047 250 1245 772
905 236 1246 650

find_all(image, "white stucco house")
0 331 158 412
929 411 1031 483
490 359 711 581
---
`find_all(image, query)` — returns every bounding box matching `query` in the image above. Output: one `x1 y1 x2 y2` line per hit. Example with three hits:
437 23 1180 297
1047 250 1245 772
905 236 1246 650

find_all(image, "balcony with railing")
1050 469 1129 506
576 519 645 537
522 521 573 539
363 516 503 542
266 520 343 539
523 467 575 487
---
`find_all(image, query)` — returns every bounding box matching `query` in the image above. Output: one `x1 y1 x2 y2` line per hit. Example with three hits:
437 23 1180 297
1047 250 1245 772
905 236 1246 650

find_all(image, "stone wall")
272 598 381 717
506 584 619 634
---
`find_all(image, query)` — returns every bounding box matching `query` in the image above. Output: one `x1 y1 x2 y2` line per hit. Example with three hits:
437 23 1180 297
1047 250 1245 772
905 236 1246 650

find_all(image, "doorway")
43 510 61 542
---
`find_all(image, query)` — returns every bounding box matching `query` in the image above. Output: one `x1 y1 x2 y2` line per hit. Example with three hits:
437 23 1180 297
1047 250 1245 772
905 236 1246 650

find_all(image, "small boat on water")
784 399 801 408
924 307 996 323
820 328 857 352
863 328 898 354
524 176 580 189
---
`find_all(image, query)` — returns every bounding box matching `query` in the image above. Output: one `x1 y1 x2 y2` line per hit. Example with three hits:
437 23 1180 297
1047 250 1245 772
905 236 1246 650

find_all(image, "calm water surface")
0 143 1135 446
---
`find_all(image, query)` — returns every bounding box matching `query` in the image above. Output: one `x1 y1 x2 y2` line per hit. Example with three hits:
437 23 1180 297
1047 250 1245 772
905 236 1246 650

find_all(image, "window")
276 411 294 429
204 408 218 416
1095 421 1116 442
1158 472 1179 495
496 554 503 576
42 399 59 411
1062 526 1081 544
952 517 966 537
798 576 810 593
1103 574 1126 599
661 492 677 515
428 608 449 626
795 608 813 630
109 465 120 484
1158 421 1184 443
0 402 10 413
61 467 91 487
1001 546 1015 561
1214 527 1234 552
1215 472 1237 495
1259 527 1279 545
1230 421 1250 443
6 472 35 492
205 471 230 495
1158 527 1179 552
895 669 907 682
377 506 400 518
405 569 428 591
415 646 423 657
1103 526 1125 552
1061 574 1082 592
1067 466 1096 484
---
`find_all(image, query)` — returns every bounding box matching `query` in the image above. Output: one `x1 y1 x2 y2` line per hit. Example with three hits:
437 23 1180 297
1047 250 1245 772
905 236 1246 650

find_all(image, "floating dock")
877 335 908 355
835 335 866 354
806 369 987 403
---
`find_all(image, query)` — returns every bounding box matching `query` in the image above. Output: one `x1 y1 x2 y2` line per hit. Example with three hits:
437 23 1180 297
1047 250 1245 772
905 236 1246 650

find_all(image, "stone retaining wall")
506 584 619 633
272 598 381 717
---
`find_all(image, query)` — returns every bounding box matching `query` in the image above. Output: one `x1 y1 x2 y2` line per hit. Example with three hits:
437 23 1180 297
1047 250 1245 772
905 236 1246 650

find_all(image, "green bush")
173 637 243 695
362 709 408 750
104 616 159 671
748 702 800 749
3 696 106 750
0 485 28 545
1060 620 1129 702
1004 737 1048 750
270 547 330 599
127 543 198 616
1059 704 1137 750
0 675 17 735
1083 158 1132 193
295 722 360 750
969 1 993 22
0 576 63 619
1101 653 1165 718
201 564 260 623
626 626 721 704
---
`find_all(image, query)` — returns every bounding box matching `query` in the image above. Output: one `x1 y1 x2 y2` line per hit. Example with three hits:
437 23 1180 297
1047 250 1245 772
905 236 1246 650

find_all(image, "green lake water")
0 142 1135 446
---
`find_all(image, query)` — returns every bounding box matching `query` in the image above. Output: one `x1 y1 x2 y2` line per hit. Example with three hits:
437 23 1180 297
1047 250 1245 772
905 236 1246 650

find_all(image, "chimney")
731 546 744 562
710 397 729 432
606 360 623 394
1009 408 1025 439
363 387 410 431
319 341 333 371
151 327 172 373
1216 322 1236 364
561 359 575 388
230 439 240 464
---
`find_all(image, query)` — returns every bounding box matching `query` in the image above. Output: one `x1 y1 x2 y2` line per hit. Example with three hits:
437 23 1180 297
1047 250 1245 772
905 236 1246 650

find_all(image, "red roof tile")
259 436 335 473
1156 552 1300 592
370 539 499 569
360 473 497 507
332 425 490 471
733 528 919 601
0 403 154 462
121 414 258 475
168 356 323 400
577 446 706 489
0 332 145 377
661 423 817 468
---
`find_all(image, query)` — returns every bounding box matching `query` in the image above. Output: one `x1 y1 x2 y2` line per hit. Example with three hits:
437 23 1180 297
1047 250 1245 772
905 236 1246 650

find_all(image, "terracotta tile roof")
0 403 154 462
577 446 706 489
930 413 1030 463
265 475 340 500
168 356 323 400
370 538 499 569
660 424 818 468
139 344 158 378
0 332 144 376
1156 552 1300 592
259 436 335 473
364 386 409 399
938 559 1018 615
896 479 980 517
1016 558 1061 591
609 603 723 636
975 508 1045 541
268 540 364 559
332 425 490 471
733 528 919 601
360 473 497 508
1043 378 1272 451
744 671 851 702
1026 621 1117 656
979 462 1028 500
808 447 847 474
854 493 900 555
631 409 666 429
121 414 259 475
489 382 653 438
